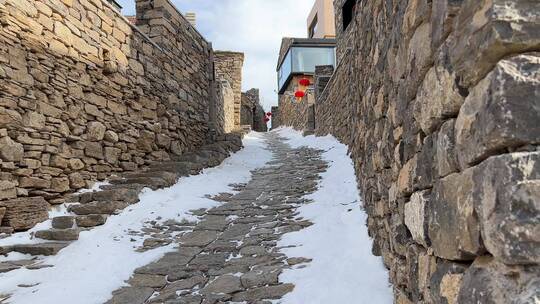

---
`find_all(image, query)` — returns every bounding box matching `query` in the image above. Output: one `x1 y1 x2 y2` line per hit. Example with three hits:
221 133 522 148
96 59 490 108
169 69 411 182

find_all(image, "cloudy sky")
117 0 315 111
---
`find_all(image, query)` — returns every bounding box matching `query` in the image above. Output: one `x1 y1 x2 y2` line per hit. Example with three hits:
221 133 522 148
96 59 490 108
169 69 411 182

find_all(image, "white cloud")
117 0 315 111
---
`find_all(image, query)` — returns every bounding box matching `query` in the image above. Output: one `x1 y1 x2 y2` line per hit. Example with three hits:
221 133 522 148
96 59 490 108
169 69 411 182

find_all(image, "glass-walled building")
277 38 336 94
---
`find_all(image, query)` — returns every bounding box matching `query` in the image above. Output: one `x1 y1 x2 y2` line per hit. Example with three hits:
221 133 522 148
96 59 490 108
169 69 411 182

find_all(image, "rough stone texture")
0 0 240 231
457 256 540 304
214 51 244 132
472 152 540 265
276 75 316 132
241 89 268 132
105 133 324 303
277 0 540 301
0 207 5 225
429 170 484 261
455 54 540 169
404 190 430 247
0 197 49 231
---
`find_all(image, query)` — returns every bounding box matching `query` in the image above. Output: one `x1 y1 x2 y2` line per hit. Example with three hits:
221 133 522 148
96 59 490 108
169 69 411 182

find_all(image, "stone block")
472 152 540 265
0 136 23 162
0 197 49 230
50 177 70 193
75 214 107 227
0 181 17 200
414 65 464 134
450 0 540 87
85 142 104 159
84 104 104 118
50 156 68 169
436 119 458 178
428 170 484 260
397 155 417 197
86 121 106 141
417 252 437 302
22 111 46 129
35 228 80 241
430 0 463 49
107 100 127 115
92 188 140 204
68 201 130 215
136 130 155 153
19 177 51 189
52 216 75 229
0 207 5 224
456 54 540 169
457 256 540 303
429 261 468 304
104 147 120 164
21 158 41 169
404 190 431 247
104 130 118 143
68 172 86 189
415 134 436 190
69 158 85 170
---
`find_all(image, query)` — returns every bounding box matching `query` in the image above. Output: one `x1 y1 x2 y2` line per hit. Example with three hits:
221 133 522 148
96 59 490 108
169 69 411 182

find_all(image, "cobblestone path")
106 133 328 304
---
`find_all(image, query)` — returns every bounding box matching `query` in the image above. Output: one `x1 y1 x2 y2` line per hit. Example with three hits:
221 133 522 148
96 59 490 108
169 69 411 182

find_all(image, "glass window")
278 50 292 91
277 46 335 92
291 47 335 73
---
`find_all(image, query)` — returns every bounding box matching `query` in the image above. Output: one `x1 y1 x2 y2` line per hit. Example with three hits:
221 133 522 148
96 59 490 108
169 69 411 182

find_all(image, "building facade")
307 0 336 39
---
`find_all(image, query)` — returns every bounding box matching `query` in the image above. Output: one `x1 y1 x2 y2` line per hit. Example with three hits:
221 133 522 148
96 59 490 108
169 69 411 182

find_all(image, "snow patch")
0 132 272 304
275 127 393 304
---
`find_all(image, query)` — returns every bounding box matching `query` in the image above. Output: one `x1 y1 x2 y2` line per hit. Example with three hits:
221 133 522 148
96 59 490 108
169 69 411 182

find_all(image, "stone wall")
241 88 267 132
214 51 244 132
270 106 280 130
0 0 216 230
281 0 540 302
276 75 315 132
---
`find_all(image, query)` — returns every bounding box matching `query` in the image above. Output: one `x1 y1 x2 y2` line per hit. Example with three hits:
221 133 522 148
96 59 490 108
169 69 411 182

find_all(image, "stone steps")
1 242 70 256
34 228 82 241
0 137 244 263
0 258 51 274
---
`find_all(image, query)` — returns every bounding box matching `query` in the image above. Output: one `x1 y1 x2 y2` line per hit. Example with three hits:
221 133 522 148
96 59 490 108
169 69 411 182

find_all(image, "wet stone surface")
107 133 327 304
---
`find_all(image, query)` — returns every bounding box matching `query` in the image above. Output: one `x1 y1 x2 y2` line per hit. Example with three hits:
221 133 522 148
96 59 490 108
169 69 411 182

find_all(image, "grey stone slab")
105 287 154 304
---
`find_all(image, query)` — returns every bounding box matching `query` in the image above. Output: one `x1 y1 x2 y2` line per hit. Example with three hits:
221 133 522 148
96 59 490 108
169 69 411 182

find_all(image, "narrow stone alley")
107 132 327 303
0 130 391 304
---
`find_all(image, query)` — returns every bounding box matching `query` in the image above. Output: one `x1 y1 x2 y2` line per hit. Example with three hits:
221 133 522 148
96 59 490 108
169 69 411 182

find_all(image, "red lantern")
264 117 270 123
294 90 305 98
299 78 310 86
266 112 272 117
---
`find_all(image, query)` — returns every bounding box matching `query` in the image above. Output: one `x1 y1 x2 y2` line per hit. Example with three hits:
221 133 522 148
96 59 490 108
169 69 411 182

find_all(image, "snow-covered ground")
0 129 392 304
0 133 272 304
275 128 393 304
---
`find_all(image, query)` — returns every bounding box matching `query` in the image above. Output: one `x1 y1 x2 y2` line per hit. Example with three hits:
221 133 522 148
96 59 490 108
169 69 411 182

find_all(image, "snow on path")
275 128 393 304
0 132 272 304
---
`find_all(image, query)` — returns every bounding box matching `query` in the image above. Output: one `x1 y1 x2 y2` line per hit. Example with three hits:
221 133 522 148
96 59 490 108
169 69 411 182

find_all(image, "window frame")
342 0 357 31
277 45 336 94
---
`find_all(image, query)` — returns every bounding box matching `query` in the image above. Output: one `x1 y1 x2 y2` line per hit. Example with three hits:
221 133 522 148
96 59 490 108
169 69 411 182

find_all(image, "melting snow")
275 127 393 304
0 132 271 304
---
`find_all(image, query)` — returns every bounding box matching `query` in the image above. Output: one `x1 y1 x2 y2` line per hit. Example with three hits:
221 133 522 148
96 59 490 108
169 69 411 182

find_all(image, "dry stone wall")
214 51 244 132
241 88 267 132
276 75 315 132
0 0 216 231
280 0 540 302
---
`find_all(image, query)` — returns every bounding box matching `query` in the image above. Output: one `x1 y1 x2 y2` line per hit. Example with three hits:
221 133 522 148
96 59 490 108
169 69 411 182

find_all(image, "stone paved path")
106 132 328 304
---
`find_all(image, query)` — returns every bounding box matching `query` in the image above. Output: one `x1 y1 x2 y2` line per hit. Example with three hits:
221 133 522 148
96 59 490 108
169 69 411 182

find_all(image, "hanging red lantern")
266 112 272 117
299 78 310 86
294 90 305 98
264 117 270 123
